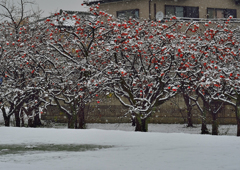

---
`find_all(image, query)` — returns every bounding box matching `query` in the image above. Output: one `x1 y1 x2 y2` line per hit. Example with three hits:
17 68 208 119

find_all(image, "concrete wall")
41 95 237 125
98 0 240 19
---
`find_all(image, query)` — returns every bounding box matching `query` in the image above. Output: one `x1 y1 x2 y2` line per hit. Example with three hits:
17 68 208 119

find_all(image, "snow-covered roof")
84 0 122 5
36 10 91 23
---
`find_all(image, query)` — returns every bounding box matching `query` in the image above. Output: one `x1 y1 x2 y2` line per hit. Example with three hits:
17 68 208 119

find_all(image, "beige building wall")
98 0 240 19
99 0 148 18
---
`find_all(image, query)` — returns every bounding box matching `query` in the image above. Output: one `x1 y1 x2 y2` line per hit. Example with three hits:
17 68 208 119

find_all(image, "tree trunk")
2 107 10 127
212 113 218 135
3 115 10 127
33 113 42 127
183 94 193 127
131 115 136 126
135 116 148 132
187 107 193 127
237 120 240 137
4 116 10 127
74 114 78 129
67 115 74 129
24 108 35 127
28 118 33 127
235 97 240 136
201 123 209 134
20 110 24 127
15 110 21 127
32 107 42 127
201 101 209 134
78 105 86 129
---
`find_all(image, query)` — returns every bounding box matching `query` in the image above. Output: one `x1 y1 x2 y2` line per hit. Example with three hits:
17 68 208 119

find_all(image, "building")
86 0 240 20
37 9 90 22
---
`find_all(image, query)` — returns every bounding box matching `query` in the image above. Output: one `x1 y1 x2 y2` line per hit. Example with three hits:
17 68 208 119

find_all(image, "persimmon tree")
171 21 202 128
0 0 44 127
178 16 239 135
199 17 240 135
175 20 223 135
39 3 113 129
102 16 188 132
0 19 50 127
172 21 211 133
0 20 31 127
210 18 240 136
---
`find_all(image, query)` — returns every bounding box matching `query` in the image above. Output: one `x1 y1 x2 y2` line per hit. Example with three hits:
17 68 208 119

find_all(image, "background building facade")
88 0 240 19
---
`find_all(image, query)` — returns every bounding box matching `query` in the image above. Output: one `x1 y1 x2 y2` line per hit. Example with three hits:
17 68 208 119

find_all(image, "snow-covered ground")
0 108 237 136
0 127 240 170
1 110 240 170
87 123 237 136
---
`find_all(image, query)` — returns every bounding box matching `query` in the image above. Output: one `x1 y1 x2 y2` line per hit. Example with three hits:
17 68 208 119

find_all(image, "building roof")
36 10 90 23
84 0 123 5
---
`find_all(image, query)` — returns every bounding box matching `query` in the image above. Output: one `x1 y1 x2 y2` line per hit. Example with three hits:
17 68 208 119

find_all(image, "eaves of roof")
84 0 123 5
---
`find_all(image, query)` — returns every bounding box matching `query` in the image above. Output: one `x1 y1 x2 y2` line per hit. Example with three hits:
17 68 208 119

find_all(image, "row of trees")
1 1 240 136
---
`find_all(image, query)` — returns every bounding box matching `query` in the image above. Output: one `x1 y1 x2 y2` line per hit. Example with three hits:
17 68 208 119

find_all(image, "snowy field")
1 111 240 170
0 110 238 136
87 123 237 136
0 126 240 170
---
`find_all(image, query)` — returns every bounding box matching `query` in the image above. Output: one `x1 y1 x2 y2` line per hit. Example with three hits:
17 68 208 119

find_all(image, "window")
165 5 199 18
117 9 139 19
207 8 237 18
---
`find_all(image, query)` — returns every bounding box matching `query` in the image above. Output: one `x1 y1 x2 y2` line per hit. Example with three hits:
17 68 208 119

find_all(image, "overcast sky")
33 0 88 18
